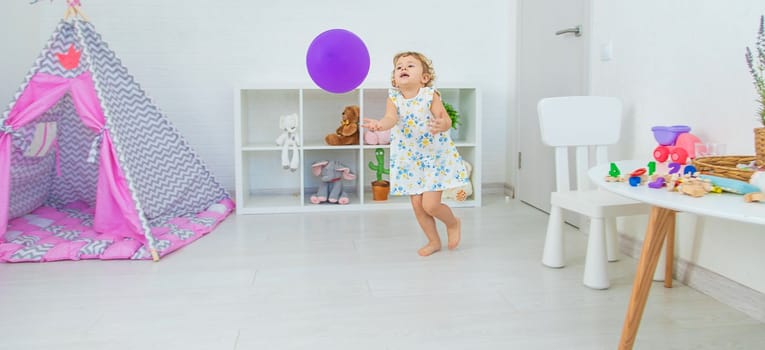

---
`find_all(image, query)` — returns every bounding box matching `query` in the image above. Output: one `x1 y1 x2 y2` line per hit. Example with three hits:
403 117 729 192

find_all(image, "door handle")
555 25 582 37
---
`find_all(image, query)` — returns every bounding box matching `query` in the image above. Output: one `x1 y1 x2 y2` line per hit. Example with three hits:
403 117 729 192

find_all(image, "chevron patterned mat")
0 198 234 263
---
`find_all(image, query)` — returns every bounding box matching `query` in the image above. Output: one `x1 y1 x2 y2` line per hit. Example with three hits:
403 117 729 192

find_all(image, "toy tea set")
605 125 765 203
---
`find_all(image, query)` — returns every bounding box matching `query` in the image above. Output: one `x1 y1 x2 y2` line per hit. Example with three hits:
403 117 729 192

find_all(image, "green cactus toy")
368 148 390 182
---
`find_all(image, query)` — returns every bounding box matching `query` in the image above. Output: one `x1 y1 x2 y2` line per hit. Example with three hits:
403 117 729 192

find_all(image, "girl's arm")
429 92 452 133
361 98 399 131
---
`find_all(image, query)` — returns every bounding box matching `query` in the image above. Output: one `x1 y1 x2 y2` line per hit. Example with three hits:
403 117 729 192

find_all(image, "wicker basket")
692 155 756 182
755 127 765 167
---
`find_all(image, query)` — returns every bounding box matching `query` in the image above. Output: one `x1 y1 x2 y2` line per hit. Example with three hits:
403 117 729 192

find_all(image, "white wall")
0 3 41 109
590 1 765 293
0 0 515 192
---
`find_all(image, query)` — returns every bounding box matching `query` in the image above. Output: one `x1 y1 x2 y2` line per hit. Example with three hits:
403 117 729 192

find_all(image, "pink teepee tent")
0 7 233 262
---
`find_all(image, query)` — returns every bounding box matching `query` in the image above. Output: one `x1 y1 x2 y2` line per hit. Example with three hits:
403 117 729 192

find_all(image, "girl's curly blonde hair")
391 51 436 88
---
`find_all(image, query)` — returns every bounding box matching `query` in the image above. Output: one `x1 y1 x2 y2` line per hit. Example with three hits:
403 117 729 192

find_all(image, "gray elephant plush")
310 160 356 204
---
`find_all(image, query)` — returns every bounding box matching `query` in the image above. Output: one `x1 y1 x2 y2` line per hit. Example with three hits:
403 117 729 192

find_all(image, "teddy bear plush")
275 113 299 171
325 105 359 145
443 160 473 201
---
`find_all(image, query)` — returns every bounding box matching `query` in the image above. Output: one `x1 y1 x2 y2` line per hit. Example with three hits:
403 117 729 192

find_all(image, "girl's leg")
422 191 461 250
410 194 441 256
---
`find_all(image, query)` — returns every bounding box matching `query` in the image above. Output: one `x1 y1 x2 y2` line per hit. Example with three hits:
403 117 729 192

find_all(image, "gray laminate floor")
1 195 763 349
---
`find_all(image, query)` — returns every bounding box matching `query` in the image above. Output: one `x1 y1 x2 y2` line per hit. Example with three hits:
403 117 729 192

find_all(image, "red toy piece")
629 168 646 177
651 125 702 164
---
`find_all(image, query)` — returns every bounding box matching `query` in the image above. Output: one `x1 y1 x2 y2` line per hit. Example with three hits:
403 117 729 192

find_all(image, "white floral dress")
388 87 469 195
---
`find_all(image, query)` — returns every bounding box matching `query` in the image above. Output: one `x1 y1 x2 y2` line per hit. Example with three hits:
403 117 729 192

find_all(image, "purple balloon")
306 29 370 94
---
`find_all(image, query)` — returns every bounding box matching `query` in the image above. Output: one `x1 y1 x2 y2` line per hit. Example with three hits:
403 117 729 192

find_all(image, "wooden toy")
677 178 712 197
605 162 625 182
744 192 764 202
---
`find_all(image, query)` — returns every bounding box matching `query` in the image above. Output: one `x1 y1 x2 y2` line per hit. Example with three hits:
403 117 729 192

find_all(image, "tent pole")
63 0 89 22
72 19 160 261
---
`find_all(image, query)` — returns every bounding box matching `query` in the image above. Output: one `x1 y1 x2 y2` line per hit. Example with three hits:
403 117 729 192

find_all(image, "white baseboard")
481 182 507 195
619 233 765 322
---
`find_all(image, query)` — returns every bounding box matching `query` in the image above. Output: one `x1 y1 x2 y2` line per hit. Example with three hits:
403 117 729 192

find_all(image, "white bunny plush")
275 113 300 171
745 171 765 203
750 171 765 192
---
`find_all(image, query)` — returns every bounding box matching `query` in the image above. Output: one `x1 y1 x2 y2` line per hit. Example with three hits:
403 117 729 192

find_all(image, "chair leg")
542 205 565 268
606 217 620 262
584 217 610 289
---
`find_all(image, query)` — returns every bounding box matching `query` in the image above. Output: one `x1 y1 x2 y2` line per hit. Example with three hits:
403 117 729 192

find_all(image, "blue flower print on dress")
387 87 469 195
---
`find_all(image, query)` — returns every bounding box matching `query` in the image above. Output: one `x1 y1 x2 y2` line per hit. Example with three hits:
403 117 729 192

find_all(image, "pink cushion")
7 217 26 227
2 230 23 243
53 216 84 227
8 222 40 232
6 243 55 262
100 239 142 260
43 241 88 261
31 208 67 222
78 239 113 259
32 206 60 216
9 231 52 246
0 243 24 261
78 230 99 240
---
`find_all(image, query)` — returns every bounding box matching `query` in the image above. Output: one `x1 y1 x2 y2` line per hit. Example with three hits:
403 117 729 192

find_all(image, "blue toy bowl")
651 125 690 145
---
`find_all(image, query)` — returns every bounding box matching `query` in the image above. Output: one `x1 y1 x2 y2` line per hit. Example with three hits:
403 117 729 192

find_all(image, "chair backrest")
538 96 623 192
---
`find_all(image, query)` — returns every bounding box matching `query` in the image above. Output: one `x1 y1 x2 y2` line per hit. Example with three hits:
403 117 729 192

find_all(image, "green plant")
443 101 461 130
745 15 765 126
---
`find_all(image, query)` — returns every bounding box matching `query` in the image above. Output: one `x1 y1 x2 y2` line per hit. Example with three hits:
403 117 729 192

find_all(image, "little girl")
362 51 469 256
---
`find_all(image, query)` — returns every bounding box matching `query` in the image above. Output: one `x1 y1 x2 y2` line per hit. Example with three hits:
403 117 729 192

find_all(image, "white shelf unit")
233 85 481 214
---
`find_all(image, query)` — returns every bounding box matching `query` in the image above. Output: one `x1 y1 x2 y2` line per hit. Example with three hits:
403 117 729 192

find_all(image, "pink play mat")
0 198 233 262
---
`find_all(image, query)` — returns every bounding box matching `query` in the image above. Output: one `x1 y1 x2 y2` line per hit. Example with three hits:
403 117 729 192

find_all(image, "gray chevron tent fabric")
0 19 233 262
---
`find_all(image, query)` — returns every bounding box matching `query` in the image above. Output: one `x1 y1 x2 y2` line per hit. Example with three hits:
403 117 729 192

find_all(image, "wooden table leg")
664 213 675 288
618 207 676 350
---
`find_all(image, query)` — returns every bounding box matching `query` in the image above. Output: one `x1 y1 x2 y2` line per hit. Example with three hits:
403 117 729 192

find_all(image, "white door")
517 0 589 212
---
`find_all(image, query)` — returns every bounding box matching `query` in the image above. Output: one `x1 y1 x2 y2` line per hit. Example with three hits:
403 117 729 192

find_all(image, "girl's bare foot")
418 241 441 256
447 218 461 250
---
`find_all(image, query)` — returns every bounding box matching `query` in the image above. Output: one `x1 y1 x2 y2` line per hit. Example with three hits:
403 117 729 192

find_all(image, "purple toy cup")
651 125 690 145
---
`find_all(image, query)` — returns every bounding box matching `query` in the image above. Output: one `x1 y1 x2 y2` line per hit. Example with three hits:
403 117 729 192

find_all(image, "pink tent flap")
1 72 145 243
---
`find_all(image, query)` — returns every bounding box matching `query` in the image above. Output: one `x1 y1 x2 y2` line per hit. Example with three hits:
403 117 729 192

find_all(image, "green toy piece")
647 161 656 176
368 148 390 182
609 162 621 178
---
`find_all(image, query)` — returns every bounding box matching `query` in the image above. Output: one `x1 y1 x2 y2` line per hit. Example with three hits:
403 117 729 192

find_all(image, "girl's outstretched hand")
429 113 451 134
362 118 382 131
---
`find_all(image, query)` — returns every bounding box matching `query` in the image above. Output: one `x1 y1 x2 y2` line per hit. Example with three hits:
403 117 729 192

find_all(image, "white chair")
538 96 650 290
